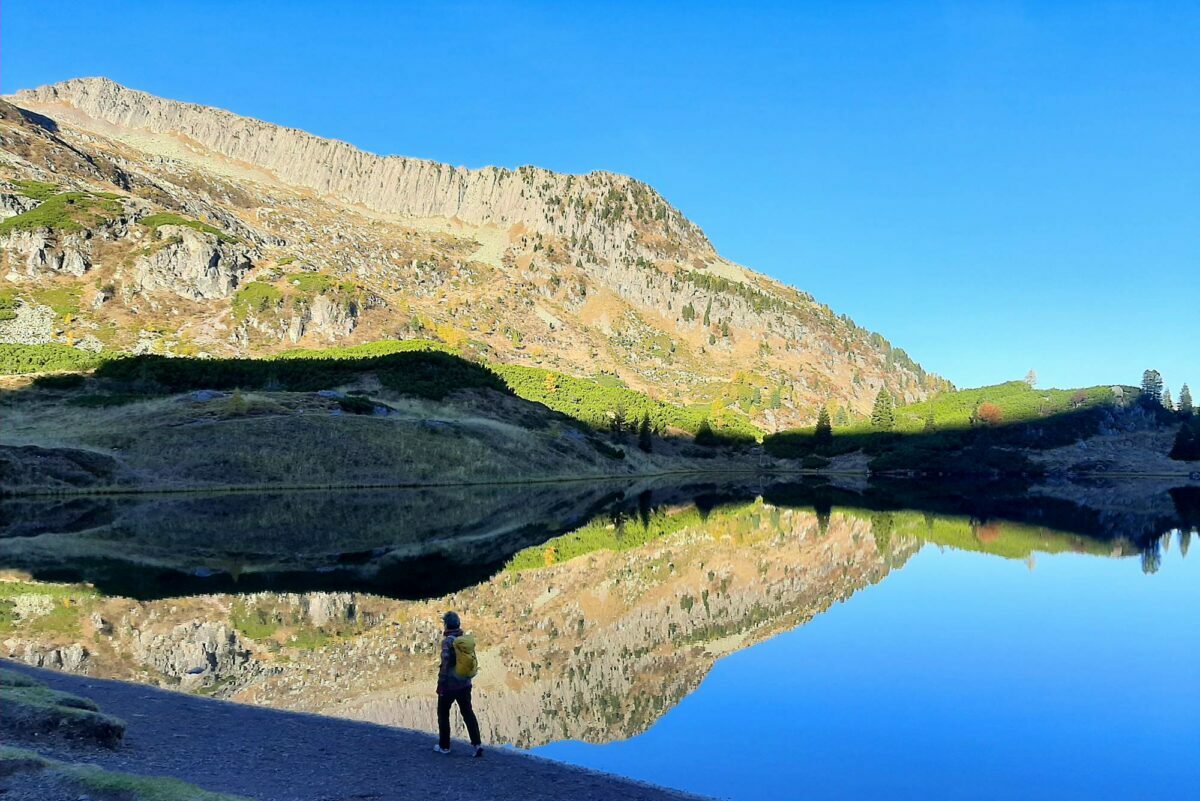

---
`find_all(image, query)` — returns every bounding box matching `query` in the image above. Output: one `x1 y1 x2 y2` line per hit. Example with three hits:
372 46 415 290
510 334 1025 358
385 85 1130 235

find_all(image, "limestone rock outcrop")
1 229 93 279
13 78 711 268
130 225 252 300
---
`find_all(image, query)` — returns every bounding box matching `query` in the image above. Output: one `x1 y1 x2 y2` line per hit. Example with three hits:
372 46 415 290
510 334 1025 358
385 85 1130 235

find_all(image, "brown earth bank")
1 659 711 801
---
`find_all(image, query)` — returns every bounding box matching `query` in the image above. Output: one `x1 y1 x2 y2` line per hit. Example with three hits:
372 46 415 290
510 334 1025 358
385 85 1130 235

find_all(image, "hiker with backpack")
433 611 483 757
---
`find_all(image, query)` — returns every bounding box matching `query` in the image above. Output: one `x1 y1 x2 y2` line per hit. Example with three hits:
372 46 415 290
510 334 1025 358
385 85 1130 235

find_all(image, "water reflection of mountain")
1 477 1195 747
2 477 1192 599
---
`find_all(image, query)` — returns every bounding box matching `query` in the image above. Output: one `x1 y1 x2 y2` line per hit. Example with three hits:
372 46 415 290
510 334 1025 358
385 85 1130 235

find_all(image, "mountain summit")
1 78 943 426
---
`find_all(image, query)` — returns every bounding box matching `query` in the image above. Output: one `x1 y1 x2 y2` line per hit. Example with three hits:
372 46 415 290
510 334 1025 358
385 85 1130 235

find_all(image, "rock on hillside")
1 78 949 425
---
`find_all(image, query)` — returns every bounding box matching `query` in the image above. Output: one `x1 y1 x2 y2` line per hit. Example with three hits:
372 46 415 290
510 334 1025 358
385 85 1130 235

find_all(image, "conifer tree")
637 413 653 453
1170 418 1200 461
1179 384 1193 415
870 388 895 431
703 299 712 327
834 406 850 426
1163 386 1174 411
768 385 782 410
1141 369 1164 407
1024 369 1037 387
923 404 936 433
611 404 627 434
814 406 833 449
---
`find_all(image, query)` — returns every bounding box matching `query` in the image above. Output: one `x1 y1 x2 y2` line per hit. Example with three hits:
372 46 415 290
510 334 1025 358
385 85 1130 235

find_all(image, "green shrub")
232 282 284 319
0 288 17 322
0 192 121 235
138 212 237 243
0 343 109 375
11 179 59 201
32 373 86 390
493 363 758 440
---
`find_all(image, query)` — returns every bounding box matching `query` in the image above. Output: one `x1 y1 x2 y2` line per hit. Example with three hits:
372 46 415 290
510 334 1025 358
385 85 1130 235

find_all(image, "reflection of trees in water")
1141 527 1197 574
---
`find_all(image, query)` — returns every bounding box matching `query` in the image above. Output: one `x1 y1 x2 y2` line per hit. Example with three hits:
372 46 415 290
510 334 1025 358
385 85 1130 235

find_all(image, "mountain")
0 77 945 426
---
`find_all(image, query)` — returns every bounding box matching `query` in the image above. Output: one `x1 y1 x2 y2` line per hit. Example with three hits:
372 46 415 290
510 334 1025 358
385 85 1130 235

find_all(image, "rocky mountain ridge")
1 78 947 425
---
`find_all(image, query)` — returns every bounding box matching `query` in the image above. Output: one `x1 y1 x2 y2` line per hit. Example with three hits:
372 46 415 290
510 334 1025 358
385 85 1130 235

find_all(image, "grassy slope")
0 339 760 440
887 381 1118 432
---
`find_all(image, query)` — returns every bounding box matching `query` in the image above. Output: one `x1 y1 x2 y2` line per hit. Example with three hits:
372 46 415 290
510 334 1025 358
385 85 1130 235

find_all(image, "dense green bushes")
0 344 110 374
493 363 757 440
94 348 504 400
138 212 235 242
0 192 121 235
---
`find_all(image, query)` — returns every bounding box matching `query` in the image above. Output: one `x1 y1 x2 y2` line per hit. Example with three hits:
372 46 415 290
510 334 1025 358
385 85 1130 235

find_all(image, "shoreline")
1 659 711 801
3 465 1196 500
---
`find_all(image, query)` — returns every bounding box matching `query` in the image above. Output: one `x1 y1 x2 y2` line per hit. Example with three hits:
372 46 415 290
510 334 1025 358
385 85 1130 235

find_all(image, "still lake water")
2 477 1197 800
537 542 1199 800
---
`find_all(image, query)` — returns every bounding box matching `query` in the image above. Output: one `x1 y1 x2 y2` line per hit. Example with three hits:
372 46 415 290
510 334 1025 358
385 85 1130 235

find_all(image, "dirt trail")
2 660 710 801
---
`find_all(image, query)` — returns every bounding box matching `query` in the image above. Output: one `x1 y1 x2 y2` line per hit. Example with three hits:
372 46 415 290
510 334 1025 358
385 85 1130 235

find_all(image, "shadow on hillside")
0 473 1194 600
764 399 1186 475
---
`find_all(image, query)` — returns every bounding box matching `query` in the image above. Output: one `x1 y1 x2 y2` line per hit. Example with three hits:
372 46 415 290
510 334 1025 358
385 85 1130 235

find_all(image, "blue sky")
3 2 1195 390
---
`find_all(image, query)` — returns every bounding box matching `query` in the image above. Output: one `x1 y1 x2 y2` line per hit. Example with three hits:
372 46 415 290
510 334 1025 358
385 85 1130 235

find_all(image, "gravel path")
3 660 710 801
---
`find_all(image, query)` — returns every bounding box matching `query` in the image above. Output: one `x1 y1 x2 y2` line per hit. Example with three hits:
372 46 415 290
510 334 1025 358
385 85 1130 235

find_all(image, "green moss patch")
0 670 124 748
138 212 237 243
0 747 249 801
0 192 122 235
11 179 59 201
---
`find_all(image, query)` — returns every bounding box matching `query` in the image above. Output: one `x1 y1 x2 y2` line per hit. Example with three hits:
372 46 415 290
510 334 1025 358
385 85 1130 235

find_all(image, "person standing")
434 611 483 757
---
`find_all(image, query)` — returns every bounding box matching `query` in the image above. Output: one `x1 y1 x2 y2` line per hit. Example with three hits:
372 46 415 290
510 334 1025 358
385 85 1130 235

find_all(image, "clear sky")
2 2 1195 390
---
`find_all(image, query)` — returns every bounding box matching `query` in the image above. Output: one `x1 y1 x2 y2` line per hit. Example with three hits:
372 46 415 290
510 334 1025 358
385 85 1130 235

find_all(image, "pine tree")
694 418 716 447
702 299 712 327
611 404 627 434
1141 369 1164 407
1170 418 1200 461
1163 386 1175 411
1179 384 1193 415
834 406 850 426
637 413 653 453
768 384 782 410
923 404 936 433
1024 369 1037 387
814 406 833 449
870 388 895 431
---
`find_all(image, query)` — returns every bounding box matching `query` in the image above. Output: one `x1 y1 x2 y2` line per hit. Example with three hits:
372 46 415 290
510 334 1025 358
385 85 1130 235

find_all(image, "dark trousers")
437 687 481 749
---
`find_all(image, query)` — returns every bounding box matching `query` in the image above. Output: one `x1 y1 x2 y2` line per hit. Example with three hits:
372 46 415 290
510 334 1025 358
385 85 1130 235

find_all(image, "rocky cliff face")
13 78 711 269
0 77 948 423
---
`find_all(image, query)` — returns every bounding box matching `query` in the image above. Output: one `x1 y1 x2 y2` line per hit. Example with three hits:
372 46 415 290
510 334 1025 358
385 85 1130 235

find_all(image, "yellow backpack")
452 633 479 679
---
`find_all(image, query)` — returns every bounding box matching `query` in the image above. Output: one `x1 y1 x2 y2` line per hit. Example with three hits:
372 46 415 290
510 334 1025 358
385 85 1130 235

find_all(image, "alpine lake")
2 475 1197 801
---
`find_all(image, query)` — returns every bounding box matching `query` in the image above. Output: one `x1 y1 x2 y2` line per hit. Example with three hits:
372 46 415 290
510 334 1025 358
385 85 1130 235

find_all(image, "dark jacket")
437 627 472 694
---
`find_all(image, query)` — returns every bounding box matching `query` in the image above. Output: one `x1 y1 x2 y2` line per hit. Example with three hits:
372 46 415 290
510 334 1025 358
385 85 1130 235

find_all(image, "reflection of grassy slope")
840 507 1115 559
507 500 769 571
0 580 98 637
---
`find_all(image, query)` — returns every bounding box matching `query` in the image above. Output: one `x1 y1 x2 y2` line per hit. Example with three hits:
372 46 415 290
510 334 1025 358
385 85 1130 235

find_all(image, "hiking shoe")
433 745 451 754
473 745 484 758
